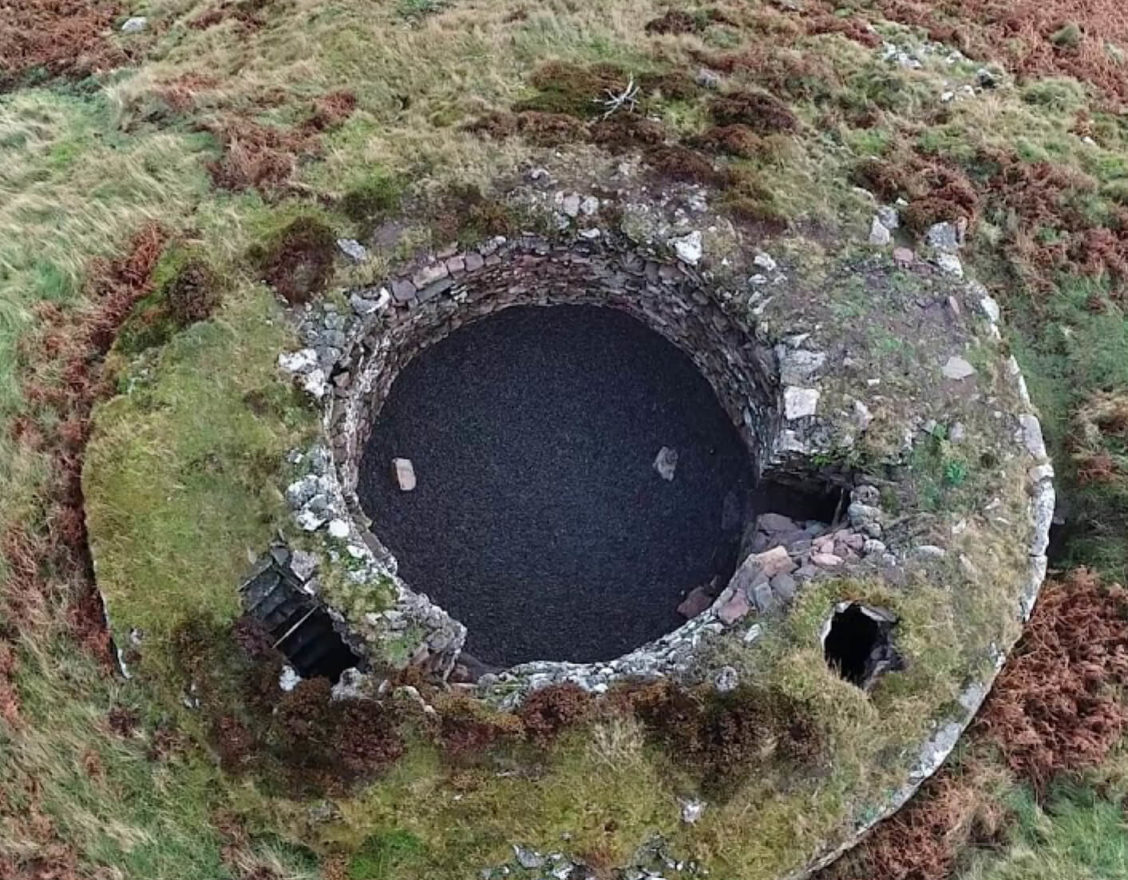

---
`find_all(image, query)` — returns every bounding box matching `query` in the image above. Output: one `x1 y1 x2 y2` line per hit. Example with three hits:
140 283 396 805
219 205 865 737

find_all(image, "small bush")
433 693 523 757
517 62 635 119
114 250 221 356
251 216 337 304
274 678 405 784
645 145 726 185
689 124 764 158
1050 22 1082 48
709 89 798 134
429 184 517 245
341 173 402 225
518 683 596 744
165 259 221 326
627 680 822 796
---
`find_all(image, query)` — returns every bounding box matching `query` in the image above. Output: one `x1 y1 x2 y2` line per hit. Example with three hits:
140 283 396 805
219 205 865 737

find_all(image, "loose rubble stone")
677 586 713 619
876 205 900 230
753 252 777 272
301 368 328 399
350 289 389 315
869 216 892 246
784 386 820 420
925 222 960 252
862 538 887 556
770 572 797 603
278 348 318 374
812 552 843 567
751 582 776 613
672 230 703 265
681 798 707 823
714 666 739 693
757 512 796 533
654 446 678 481
751 545 796 578
717 590 751 624
393 458 417 491
695 68 721 89
942 355 976 380
337 238 369 262
936 252 964 277
977 67 998 88
121 16 147 32
893 246 915 266
560 193 581 217
513 846 544 870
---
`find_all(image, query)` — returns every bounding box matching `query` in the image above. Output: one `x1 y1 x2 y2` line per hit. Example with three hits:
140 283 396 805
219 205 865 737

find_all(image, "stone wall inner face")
331 240 780 670
355 304 753 666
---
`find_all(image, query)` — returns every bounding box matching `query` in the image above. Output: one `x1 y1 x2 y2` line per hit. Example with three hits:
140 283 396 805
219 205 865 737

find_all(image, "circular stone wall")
256 211 1051 880
357 304 753 666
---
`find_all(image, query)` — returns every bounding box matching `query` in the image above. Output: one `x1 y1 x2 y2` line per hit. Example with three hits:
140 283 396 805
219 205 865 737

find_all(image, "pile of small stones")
676 485 890 634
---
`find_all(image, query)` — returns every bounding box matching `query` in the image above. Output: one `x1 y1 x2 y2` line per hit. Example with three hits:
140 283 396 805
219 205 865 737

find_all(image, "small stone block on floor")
392 458 416 491
654 446 678 481
677 585 713 619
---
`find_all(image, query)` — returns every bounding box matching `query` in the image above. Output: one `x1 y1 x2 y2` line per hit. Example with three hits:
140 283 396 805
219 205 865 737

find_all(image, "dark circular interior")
357 305 753 667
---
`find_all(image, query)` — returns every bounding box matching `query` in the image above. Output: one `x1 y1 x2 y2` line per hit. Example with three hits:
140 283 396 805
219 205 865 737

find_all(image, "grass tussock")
623 679 824 797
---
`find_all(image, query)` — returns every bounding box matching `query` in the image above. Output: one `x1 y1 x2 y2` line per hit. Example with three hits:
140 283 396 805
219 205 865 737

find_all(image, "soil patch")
357 305 753 666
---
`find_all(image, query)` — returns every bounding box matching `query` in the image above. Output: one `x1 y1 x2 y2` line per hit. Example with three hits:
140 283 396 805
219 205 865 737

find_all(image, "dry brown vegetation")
204 91 356 193
864 0 1128 105
979 569 1128 789
818 760 1009 880
0 0 126 89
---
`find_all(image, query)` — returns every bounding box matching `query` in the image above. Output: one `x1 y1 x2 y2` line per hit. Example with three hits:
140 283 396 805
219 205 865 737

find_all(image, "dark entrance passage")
823 603 903 690
357 305 753 666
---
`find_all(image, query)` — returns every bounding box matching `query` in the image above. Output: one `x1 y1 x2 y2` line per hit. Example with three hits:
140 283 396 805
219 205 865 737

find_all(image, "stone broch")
261 182 1051 880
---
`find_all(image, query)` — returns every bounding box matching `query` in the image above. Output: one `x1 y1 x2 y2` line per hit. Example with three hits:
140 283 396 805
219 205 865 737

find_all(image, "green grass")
963 783 1128 879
